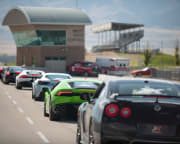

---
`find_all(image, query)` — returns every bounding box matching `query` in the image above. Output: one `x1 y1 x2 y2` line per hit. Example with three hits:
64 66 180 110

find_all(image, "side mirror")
80 93 91 102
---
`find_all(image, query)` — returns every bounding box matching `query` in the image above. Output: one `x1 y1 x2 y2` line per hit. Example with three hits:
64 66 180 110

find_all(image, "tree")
175 39 180 66
143 49 152 66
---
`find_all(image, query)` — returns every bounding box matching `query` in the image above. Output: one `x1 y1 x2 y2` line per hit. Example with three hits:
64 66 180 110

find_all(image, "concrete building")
2 7 91 72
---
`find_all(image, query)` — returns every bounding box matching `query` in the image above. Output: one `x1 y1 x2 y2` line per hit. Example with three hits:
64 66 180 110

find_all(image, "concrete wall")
11 24 85 67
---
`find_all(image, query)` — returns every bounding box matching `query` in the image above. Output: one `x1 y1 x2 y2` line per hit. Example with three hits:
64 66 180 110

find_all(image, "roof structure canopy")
92 22 144 33
2 7 92 26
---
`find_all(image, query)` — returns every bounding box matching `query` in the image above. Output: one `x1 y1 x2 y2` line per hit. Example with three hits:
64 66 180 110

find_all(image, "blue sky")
0 0 180 55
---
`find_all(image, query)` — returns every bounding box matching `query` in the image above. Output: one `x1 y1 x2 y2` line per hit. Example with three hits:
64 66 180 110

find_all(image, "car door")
82 83 105 141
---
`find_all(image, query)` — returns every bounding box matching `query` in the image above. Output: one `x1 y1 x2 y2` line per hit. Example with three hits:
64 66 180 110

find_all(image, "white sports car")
16 70 45 89
32 73 72 101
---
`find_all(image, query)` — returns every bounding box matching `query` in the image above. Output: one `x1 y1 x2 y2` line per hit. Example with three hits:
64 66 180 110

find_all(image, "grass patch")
116 52 179 68
149 53 176 67
4 61 16 66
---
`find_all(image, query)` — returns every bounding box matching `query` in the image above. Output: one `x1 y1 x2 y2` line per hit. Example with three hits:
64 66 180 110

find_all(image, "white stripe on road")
12 100 17 105
8 95 12 100
37 131 50 143
26 117 34 125
17 107 24 113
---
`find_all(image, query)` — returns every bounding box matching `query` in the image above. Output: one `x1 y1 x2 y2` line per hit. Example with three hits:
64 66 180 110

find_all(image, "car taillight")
6 72 10 76
20 75 28 78
16 72 21 75
56 91 72 96
120 107 131 118
105 104 119 117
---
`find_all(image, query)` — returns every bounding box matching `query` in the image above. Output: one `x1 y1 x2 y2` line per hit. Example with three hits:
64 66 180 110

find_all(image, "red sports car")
131 67 156 77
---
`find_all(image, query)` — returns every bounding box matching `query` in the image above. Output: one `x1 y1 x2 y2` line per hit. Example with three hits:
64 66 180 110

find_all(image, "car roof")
61 78 101 83
23 69 44 73
106 77 179 85
44 73 71 76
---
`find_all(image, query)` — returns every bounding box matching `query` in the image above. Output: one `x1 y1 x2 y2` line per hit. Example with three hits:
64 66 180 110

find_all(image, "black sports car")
76 78 180 144
1 66 24 84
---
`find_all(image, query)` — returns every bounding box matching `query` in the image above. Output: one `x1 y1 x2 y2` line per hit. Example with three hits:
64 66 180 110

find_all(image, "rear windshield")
10 67 24 72
68 81 100 89
26 71 43 75
46 75 70 80
109 81 180 97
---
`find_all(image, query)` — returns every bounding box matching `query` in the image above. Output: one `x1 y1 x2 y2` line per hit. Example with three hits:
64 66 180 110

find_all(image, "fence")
151 68 180 81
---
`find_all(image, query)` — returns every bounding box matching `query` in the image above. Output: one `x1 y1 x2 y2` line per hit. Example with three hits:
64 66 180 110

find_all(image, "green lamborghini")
44 79 101 121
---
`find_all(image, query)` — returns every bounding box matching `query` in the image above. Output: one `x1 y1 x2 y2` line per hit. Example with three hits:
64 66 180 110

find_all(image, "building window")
45 56 66 61
13 31 38 47
32 56 35 66
12 30 66 47
36 30 66 46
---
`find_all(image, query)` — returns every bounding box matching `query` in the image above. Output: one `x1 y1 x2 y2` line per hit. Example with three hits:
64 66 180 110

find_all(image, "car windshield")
109 81 180 97
46 74 70 80
68 81 100 89
142 67 149 71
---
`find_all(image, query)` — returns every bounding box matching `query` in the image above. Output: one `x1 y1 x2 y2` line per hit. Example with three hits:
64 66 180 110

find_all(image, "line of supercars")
1 65 180 144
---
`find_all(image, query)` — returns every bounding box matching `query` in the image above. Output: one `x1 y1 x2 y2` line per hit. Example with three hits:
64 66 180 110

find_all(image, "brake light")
56 91 72 96
105 104 119 117
6 72 10 76
20 75 28 78
120 107 131 118
16 72 21 74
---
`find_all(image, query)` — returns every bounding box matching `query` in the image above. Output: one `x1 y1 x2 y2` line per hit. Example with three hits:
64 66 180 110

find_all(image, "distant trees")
175 39 180 66
143 49 152 66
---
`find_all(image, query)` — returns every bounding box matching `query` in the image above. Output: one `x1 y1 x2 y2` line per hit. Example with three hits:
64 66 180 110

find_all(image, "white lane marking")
26 117 34 125
17 107 24 113
8 95 12 100
37 131 50 143
12 100 17 105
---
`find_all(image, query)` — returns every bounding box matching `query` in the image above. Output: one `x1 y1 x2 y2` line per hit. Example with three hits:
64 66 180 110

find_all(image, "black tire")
89 122 95 144
4 78 9 84
40 91 45 101
49 100 58 121
44 100 49 117
76 122 81 144
16 83 22 89
32 88 35 99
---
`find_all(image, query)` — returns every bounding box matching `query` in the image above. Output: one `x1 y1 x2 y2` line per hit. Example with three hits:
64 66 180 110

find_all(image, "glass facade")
12 30 66 47
13 31 38 47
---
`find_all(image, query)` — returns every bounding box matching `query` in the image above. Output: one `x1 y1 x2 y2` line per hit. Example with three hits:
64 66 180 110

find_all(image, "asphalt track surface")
0 80 77 144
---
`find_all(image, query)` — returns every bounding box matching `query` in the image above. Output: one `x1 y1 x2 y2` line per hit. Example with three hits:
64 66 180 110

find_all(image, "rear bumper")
102 122 180 144
19 81 32 87
52 103 80 114
6 76 16 83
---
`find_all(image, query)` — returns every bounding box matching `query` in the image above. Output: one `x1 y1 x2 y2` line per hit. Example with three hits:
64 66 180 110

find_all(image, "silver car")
16 70 45 89
32 73 72 101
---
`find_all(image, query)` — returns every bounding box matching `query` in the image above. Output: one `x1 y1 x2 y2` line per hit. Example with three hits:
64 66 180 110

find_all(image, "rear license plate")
137 124 175 136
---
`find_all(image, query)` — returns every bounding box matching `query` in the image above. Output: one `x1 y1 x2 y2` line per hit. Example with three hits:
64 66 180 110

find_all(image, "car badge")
152 125 162 134
154 104 161 112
